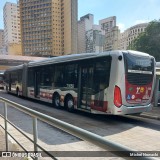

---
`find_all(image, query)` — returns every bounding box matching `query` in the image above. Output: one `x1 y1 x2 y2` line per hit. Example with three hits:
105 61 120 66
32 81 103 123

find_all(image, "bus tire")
52 93 60 108
66 95 74 112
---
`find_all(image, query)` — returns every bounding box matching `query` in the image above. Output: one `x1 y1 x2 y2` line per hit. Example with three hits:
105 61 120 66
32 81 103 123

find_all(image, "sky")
0 0 159 32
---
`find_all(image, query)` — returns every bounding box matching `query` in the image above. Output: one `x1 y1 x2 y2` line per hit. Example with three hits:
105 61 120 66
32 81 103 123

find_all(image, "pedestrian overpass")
0 55 47 71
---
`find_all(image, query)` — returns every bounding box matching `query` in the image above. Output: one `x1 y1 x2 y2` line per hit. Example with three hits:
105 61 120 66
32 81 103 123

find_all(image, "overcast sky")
0 0 159 32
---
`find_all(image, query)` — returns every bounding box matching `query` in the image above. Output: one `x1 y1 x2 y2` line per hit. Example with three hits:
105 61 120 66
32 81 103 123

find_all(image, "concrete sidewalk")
140 106 160 120
0 129 23 160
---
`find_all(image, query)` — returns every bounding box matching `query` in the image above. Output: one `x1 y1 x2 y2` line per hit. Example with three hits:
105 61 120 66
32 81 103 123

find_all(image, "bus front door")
79 66 94 110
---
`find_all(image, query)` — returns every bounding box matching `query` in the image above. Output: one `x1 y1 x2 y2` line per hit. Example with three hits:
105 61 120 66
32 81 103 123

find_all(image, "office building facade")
78 14 94 53
3 2 21 45
19 0 77 56
3 2 21 55
78 14 105 53
0 30 4 49
0 30 4 54
104 26 120 51
99 16 119 51
86 25 105 53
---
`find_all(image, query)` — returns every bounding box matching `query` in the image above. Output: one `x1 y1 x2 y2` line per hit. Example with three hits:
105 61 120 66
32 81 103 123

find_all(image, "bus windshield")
124 53 154 74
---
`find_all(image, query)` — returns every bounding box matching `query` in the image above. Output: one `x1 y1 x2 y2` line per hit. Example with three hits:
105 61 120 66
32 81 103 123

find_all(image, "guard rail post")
4 102 8 151
33 117 38 160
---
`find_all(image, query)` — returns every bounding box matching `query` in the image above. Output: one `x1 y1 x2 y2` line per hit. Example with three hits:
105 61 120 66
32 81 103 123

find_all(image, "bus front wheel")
66 96 74 112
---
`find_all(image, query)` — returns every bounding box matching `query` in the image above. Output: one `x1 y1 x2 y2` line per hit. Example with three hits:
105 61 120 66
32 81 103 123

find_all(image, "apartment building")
99 16 116 32
118 23 148 50
78 14 94 53
19 0 77 56
99 16 119 51
0 30 4 47
78 14 105 53
0 30 4 54
86 25 105 53
104 26 120 51
3 2 21 55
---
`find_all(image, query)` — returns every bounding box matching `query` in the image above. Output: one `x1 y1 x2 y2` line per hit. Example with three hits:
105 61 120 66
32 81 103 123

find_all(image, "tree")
128 20 160 61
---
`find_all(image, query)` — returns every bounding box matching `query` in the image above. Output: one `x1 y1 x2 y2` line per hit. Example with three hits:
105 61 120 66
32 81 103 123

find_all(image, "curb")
140 114 160 120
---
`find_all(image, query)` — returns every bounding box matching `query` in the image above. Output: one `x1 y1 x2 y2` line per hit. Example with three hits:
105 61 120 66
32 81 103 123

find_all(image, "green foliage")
128 20 160 61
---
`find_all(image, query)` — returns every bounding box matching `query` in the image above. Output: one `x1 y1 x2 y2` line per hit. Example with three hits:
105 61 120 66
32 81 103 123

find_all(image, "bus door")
34 70 41 98
9 74 11 91
79 65 94 110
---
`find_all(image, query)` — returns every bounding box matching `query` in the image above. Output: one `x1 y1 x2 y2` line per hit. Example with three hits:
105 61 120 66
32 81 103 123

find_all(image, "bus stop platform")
0 106 160 160
140 106 160 120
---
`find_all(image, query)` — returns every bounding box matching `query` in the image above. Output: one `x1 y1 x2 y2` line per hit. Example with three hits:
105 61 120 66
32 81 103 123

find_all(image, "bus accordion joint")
114 85 122 108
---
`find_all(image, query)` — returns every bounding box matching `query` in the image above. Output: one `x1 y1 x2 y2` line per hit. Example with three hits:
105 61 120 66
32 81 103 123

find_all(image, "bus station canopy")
0 55 48 70
0 55 47 61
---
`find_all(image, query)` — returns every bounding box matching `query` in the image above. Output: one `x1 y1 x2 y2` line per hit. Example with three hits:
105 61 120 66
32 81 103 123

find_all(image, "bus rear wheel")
66 96 74 112
52 93 60 108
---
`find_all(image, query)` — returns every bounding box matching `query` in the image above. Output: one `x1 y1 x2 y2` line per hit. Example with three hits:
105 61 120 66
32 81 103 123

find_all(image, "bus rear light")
114 85 122 108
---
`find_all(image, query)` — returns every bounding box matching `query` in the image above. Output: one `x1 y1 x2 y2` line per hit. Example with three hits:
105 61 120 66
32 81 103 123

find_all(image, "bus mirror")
118 55 122 61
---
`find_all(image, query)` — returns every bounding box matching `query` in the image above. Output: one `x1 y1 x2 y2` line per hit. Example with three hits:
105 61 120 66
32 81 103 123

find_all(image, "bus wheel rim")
55 98 59 106
68 99 73 108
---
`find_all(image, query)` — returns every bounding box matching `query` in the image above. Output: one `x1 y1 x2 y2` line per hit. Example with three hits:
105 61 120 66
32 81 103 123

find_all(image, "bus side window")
41 71 51 86
28 69 34 87
94 57 111 92
65 64 78 88
54 65 65 87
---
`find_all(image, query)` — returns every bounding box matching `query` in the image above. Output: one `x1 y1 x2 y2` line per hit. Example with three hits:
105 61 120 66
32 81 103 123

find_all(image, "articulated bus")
4 50 156 115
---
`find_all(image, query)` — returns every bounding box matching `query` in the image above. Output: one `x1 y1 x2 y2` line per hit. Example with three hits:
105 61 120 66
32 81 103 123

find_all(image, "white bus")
4 50 156 115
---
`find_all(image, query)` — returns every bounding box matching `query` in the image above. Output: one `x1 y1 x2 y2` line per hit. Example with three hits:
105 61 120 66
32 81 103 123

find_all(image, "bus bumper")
114 103 153 115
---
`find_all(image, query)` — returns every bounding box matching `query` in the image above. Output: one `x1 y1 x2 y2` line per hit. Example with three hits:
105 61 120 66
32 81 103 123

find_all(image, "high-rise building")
118 23 148 50
104 26 120 51
99 16 116 32
86 25 105 53
19 0 77 56
78 14 105 53
78 14 94 53
99 16 120 51
0 30 4 54
0 30 4 49
3 2 21 54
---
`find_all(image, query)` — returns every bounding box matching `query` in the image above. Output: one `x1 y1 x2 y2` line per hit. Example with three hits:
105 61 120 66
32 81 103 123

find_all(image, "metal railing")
0 97 156 160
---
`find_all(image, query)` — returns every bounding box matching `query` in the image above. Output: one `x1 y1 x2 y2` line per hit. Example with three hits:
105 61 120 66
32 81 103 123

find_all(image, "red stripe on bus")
91 101 108 112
